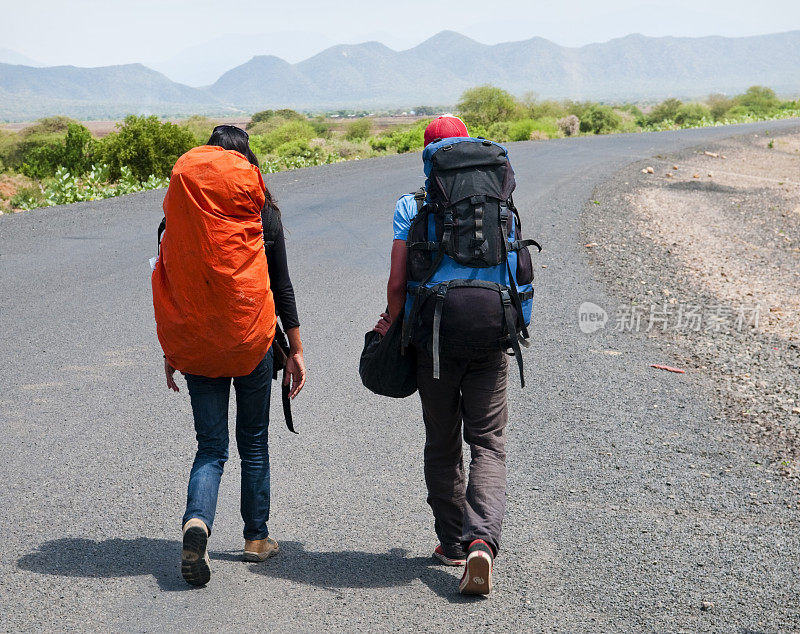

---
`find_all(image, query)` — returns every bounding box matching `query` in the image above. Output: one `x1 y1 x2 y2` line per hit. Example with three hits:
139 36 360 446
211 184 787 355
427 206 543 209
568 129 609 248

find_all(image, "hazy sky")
5 0 800 67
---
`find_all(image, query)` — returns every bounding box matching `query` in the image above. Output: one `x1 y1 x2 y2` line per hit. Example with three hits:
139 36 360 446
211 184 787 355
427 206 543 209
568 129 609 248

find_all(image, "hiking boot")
432 544 466 566
181 518 211 587
242 536 279 562
459 539 493 595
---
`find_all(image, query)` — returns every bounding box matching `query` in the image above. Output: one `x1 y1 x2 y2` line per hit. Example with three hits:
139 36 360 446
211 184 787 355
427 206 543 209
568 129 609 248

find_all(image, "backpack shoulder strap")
413 187 426 214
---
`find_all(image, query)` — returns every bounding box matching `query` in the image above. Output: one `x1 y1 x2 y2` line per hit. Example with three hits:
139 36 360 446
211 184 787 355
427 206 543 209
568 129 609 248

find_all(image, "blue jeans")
182 348 273 541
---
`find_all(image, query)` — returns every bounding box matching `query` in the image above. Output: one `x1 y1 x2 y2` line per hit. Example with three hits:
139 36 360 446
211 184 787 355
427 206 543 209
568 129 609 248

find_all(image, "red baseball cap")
424 115 469 147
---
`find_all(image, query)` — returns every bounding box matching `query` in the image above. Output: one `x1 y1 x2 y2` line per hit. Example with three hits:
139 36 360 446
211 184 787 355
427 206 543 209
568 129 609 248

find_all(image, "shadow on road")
223 541 482 602
17 537 190 592
17 538 480 601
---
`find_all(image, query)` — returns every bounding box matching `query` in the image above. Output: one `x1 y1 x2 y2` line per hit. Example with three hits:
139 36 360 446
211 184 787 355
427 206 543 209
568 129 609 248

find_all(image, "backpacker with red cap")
401 137 541 387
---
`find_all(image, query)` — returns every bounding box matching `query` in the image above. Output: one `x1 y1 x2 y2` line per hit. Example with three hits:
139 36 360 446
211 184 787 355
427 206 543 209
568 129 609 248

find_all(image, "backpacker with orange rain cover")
152 145 276 378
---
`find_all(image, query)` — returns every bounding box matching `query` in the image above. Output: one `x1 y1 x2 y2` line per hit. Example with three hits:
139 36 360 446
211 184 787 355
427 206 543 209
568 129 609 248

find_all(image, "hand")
164 358 179 392
284 351 306 399
373 312 391 336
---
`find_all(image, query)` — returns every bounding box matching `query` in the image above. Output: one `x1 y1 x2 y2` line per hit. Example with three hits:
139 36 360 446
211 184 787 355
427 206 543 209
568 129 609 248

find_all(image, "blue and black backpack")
402 137 541 387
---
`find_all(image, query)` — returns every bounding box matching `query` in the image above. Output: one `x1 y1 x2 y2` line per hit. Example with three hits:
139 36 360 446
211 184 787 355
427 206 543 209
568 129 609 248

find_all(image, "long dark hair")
207 124 279 212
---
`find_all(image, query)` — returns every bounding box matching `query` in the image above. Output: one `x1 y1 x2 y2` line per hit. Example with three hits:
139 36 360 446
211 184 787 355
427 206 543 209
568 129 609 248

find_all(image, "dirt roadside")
583 129 800 482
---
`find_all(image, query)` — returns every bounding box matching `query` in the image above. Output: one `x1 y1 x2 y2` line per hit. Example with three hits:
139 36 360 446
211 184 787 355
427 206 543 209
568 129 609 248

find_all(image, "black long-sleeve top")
262 211 300 331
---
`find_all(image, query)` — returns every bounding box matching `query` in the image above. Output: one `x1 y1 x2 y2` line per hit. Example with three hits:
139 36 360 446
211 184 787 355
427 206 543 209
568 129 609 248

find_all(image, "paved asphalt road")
2 120 799 633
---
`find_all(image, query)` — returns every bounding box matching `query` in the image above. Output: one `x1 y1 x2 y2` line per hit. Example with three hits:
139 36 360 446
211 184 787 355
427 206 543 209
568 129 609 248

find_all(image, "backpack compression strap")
501 289 526 388
431 284 448 380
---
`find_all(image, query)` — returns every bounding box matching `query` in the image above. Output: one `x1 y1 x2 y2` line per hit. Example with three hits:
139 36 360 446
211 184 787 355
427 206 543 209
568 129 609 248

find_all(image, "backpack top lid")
422 137 514 205
168 145 266 220
422 136 509 179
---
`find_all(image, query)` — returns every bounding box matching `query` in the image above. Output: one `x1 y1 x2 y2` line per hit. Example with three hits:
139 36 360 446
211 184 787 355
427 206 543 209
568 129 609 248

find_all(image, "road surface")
1 120 799 632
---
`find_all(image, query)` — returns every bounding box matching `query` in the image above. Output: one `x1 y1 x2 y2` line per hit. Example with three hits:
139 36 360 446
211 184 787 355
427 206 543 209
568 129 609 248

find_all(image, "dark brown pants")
416 349 508 556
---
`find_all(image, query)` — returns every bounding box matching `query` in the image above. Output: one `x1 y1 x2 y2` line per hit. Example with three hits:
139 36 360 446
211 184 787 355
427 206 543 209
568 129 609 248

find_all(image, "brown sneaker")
459 539 493 595
242 536 279 562
181 518 211 587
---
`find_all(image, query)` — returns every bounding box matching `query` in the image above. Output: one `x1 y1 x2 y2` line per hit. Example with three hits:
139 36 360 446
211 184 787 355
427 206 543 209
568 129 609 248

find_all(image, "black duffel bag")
360 310 417 398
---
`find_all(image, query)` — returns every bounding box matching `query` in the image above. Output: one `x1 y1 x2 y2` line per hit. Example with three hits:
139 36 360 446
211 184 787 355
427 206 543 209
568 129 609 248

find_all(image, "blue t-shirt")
392 194 418 241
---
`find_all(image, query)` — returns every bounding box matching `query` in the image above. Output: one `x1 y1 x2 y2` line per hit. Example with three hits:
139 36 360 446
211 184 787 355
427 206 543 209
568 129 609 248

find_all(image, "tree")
674 103 711 126
19 122 94 179
580 105 622 134
456 85 521 127
61 123 94 175
412 106 436 116
249 110 275 127
736 86 780 115
100 115 196 182
647 98 683 124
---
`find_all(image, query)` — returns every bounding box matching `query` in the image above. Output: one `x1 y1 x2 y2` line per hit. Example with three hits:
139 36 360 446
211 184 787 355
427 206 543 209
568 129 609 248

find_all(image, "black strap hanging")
501 289 525 387
270 323 298 434
431 284 449 380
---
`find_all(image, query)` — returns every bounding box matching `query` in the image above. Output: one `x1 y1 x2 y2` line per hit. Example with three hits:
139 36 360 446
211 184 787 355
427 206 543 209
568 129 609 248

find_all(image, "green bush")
486 121 512 142
250 120 317 154
523 98 569 121
580 105 622 134
457 85 521 127
706 94 735 120
369 120 426 153
19 123 95 179
723 105 753 119
275 109 305 121
674 103 711 126
4 132 62 172
412 106 437 116
310 117 332 138
617 103 644 120
21 116 77 136
508 118 560 141
249 110 276 127
564 101 595 121
273 139 321 159
248 108 305 130
736 85 780 116
344 118 372 141
647 98 683 125
99 115 196 182
19 141 63 179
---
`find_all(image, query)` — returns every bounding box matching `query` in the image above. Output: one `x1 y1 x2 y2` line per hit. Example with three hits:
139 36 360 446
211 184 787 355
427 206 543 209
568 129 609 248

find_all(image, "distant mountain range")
146 31 338 86
2 30 800 121
0 47 41 67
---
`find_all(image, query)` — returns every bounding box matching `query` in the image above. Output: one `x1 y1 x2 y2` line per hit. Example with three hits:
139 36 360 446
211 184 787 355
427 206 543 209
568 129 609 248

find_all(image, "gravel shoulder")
583 129 800 481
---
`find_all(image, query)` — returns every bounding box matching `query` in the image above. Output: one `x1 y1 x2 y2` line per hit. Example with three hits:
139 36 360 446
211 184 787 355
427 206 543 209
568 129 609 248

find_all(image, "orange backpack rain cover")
152 145 276 378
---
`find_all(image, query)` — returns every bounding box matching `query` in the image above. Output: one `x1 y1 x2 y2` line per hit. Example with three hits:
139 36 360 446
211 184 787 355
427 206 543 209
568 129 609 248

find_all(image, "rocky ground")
584 130 800 482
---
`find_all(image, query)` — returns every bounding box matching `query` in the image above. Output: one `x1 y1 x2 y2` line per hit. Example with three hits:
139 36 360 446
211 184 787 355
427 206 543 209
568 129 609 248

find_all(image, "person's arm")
264 222 305 398
283 325 305 399
387 239 407 321
374 239 407 336
265 225 300 331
